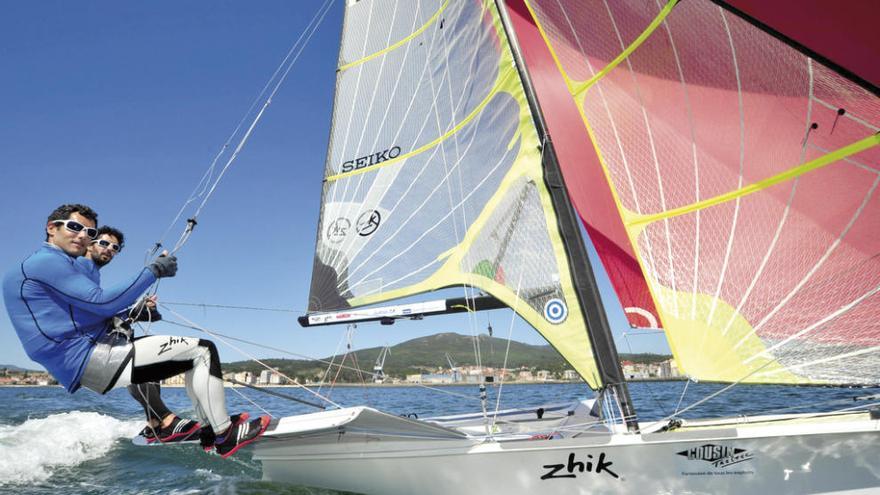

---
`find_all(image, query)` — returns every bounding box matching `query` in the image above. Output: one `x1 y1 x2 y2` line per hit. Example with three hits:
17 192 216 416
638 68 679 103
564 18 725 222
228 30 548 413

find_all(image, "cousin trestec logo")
341 146 401 173
677 444 754 468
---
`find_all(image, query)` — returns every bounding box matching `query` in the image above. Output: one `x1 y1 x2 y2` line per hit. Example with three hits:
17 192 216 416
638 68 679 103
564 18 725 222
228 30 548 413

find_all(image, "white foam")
0 411 142 485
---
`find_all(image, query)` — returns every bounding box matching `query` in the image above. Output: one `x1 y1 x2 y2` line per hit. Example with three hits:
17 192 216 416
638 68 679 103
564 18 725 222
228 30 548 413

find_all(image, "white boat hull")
253 407 880 494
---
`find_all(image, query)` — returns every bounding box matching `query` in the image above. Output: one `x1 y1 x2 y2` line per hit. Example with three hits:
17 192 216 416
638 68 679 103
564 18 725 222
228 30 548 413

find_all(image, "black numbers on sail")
341 146 401 173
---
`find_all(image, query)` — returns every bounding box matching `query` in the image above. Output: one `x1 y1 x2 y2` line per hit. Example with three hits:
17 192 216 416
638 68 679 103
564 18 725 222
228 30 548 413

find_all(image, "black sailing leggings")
127 382 171 423
110 335 230 432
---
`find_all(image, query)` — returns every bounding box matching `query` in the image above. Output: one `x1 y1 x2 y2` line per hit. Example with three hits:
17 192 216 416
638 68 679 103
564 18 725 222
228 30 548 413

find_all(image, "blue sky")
0 1 668 370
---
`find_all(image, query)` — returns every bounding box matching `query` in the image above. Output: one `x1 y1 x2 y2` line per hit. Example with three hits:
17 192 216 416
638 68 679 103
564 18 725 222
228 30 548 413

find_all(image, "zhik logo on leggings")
157 336 190 356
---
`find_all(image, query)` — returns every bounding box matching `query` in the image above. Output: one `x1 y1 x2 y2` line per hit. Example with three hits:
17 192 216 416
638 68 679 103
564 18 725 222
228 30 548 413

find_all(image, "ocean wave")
0 411 142 485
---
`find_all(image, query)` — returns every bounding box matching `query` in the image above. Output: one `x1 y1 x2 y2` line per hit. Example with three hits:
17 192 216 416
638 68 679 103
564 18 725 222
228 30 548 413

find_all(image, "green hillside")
224 333 671 383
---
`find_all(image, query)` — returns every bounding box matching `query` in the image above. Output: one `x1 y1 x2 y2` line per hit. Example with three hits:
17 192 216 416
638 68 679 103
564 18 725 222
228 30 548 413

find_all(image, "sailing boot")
213 415 270 459
200 412 250 452
142 416 201 444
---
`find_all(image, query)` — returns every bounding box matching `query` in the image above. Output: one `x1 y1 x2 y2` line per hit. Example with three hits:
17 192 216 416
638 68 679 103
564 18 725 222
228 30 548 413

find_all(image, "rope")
160 304 342 409
621 331 670 418
161 301 302 313
487 269 529 436
153 0 335 256
227 385 276 418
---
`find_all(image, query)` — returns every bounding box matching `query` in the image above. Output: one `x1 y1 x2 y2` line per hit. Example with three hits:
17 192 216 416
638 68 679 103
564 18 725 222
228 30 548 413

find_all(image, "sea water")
0 383 876 494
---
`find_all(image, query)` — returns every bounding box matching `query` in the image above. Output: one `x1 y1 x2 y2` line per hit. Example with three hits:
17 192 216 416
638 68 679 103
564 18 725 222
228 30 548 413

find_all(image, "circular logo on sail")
327 217 350 243
356 210 381 236
543 298 567 324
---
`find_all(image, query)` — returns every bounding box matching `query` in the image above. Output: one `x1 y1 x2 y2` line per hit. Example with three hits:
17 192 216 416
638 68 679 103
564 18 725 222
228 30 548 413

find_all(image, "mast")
494 0 639 432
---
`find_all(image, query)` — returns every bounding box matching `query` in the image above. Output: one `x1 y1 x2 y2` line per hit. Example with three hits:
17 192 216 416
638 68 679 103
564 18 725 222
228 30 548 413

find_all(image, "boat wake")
0 411 141 485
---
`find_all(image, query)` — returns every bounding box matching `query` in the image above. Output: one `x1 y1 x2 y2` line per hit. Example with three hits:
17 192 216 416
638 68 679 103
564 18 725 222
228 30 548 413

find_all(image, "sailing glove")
149 255 178 278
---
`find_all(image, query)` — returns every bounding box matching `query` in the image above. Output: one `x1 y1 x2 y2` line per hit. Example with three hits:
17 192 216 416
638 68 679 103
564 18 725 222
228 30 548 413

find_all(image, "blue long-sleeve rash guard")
2 244 156 392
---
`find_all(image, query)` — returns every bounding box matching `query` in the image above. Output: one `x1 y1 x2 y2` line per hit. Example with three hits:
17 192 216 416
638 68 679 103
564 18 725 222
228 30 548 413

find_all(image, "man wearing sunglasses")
3 204 269 458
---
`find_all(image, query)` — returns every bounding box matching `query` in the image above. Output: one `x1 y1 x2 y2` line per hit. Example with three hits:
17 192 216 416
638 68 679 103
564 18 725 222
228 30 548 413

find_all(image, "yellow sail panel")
308 0 602 387
524 0 880 385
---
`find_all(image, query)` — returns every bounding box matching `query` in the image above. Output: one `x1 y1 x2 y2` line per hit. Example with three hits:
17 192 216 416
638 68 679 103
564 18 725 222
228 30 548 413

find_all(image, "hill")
0 364 40 373
224 332 671 383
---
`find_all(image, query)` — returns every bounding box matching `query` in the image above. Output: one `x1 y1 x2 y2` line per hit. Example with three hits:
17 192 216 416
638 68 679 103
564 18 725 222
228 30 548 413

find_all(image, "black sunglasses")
53 220 98 240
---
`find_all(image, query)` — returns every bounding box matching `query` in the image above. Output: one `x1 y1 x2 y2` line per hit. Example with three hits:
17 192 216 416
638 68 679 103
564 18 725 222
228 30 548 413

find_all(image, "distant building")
422 373 455 384
259 370 272 385
517 370 534 382
562 370 578 381
163 373 186 386
406 374 422 384
234 371 255 384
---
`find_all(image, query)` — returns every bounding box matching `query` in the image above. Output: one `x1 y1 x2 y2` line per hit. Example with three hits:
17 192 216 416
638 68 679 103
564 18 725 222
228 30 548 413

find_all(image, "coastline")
0 377 687 388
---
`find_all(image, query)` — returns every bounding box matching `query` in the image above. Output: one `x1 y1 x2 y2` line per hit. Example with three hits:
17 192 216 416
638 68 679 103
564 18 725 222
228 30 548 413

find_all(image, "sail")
510 0 880 385
306 0 605 387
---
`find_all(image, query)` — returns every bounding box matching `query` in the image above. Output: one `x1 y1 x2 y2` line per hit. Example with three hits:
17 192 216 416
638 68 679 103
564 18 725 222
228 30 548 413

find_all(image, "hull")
254 407 880 494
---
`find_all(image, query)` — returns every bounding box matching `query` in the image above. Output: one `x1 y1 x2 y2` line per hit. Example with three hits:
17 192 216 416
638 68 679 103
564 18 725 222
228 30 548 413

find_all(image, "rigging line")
157 0 335 249
191 0 334 220
160 305 342 409
158 318 413 389
317 325 353 395
621 332 670 418
491 269 524 431
227 385 276 418
169 307 485 404
169 0 336 254
160 301 302 313
643 357 776 432
672 377 691 417
832 401 880 414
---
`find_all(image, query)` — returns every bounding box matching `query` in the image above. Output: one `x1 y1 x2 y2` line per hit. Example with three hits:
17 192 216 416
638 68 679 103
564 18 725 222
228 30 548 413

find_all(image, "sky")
0 1 669 370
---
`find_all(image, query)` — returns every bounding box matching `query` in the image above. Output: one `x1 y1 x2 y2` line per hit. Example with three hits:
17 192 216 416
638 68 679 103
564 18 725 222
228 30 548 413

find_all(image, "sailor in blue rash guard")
3 218 157 392
2 204 268 457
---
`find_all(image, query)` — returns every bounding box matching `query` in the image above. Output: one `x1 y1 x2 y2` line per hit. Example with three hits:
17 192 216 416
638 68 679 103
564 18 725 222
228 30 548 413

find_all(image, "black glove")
149 255 178 278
